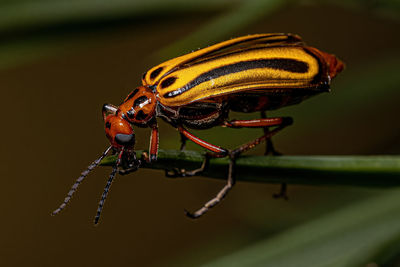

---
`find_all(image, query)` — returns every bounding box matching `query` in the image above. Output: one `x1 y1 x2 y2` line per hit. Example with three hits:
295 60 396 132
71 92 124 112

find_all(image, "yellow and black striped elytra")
53 33 344 223
143 33 341 107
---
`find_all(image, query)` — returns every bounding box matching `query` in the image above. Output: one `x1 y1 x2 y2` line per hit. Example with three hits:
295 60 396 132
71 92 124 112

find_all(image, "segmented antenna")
52 146 112 216
94 150 123 225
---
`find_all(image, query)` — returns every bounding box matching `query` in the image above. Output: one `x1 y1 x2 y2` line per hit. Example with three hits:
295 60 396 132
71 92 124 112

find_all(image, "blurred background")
1 0 400 266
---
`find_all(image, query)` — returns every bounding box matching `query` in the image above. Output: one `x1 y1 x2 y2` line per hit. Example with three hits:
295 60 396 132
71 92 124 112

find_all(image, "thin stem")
100 149 400 187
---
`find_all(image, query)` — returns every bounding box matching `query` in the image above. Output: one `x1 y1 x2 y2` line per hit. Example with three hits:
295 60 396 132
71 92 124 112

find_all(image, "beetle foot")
272 183 288 200
118 165 140 175
265 138 282 156
165 168 187 178
184 209 202 219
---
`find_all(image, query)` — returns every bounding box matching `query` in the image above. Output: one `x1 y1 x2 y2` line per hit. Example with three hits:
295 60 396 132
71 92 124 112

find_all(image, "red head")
102 103 135 149
104 114 135 149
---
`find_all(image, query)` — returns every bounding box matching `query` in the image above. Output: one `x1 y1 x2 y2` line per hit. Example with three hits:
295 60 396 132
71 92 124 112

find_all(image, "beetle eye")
115 133 135 146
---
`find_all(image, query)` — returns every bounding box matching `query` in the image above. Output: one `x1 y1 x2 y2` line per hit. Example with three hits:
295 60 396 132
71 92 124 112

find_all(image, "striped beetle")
53 33 344 223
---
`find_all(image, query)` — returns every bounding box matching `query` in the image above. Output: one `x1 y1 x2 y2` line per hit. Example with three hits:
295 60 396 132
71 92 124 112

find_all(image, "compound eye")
115 133 135 146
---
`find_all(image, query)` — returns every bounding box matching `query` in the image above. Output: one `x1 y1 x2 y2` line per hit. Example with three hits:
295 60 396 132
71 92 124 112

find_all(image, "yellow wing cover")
142 33 342 107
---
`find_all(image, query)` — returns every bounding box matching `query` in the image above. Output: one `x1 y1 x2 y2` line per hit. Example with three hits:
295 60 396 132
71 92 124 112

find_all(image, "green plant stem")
100 149 400 187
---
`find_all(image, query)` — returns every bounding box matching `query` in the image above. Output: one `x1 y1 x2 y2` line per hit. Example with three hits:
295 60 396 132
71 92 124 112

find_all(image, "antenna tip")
51 209 59 216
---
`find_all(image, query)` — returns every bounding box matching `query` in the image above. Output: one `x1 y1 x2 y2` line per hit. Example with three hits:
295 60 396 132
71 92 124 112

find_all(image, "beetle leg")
165 127 228 178
118 150 141 175
231 118 292 200
165 153 211 178
260 111 281 155
230 117 292 155
224 116 292 129
184 118 292 219
180 132 188 151
149 124 159 162
178 126 228 155
273 183 288 200
260 113 285 200
262 113 286 198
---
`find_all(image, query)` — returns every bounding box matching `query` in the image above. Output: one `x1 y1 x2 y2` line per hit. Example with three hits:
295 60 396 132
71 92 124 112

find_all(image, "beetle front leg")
148 124 159 162
118 150 141 175
139 123 159 165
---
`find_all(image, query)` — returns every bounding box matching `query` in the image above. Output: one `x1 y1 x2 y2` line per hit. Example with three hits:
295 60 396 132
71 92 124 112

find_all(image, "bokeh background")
1 0 400 266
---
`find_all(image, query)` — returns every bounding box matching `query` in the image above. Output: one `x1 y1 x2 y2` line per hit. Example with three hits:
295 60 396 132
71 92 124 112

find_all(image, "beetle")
52 33 344 224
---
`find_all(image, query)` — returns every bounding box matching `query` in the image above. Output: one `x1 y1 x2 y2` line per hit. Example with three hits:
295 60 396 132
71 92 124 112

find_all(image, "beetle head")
104 114 135 149
102 103 135 149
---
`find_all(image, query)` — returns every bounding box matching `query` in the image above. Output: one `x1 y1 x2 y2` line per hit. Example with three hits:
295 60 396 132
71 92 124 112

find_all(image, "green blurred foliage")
0 0 399 266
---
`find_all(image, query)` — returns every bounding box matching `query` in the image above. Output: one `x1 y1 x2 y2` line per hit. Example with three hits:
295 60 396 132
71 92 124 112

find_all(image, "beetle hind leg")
261 111 281 156
260 111 288 199
180 132 188 151
273 183 288 200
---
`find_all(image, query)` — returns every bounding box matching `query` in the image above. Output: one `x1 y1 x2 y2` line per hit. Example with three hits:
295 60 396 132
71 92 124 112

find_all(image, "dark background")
1 1 400 266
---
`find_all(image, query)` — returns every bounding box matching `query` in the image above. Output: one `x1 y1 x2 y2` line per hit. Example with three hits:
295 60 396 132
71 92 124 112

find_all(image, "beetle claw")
272 183 288 200
184 209 201 219
165 168 186 178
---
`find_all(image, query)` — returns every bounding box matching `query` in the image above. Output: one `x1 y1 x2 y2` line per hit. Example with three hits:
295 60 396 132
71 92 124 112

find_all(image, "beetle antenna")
94 149 123 225
52 146 112 216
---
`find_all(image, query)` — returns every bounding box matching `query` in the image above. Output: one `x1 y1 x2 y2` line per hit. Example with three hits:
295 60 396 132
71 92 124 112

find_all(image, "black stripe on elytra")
150 67 164 80
163 58 309 98
126 88 139 101
186 44 303 68
149 35 297 84
160 76 177 89
182 34 297 67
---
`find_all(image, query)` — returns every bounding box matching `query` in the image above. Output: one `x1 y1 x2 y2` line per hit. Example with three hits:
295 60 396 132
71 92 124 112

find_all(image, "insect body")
53 33 344 223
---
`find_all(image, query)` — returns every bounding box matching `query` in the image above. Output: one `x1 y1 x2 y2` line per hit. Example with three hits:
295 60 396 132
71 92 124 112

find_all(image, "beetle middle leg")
165 152 212 178
165 127 227 178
